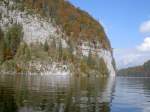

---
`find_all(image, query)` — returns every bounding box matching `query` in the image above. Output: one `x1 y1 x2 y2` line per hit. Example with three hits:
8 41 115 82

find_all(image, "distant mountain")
0 0 116 76
118 60 150 76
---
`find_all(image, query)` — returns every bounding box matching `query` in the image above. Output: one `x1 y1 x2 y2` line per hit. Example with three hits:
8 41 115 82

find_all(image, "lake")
0 74 150 112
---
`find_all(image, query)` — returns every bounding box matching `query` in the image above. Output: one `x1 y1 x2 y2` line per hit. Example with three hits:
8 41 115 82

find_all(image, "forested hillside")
118 60 150 76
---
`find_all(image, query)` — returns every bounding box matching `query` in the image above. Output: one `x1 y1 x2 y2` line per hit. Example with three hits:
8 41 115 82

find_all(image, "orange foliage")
23 0 111 49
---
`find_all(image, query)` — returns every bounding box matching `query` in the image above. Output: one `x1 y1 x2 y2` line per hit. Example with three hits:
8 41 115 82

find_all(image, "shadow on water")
0 79 18 112
0 74 116 112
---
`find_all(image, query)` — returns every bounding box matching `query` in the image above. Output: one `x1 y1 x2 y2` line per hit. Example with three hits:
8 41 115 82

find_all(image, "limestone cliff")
0 0 116 76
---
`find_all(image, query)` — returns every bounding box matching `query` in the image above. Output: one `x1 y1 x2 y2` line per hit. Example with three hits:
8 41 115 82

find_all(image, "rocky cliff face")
0 0 116 76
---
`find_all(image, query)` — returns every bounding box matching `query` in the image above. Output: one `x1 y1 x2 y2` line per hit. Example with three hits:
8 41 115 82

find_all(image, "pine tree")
44 40 49 52
68 39 74 60
99 58 109 76
32 0 36 6
51 38 56 49
58 39 63 60
87 49 92 67
25 45 31 61
15 42 31 61
48 38 57 59
0 28 4 63
5 23 23 57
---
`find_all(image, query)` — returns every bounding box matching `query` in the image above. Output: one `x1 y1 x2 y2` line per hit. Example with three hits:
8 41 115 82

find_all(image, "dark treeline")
118 60 150 77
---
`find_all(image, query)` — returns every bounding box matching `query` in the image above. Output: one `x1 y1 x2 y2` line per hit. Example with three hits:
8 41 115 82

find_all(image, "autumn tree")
22 0 111 50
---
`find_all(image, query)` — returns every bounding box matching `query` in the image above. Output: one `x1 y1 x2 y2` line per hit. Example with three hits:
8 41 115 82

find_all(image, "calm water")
0 74 150 112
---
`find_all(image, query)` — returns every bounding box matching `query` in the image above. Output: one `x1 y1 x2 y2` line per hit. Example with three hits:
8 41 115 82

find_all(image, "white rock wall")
79 42 116 76
0 1 67 45
0 0 115 76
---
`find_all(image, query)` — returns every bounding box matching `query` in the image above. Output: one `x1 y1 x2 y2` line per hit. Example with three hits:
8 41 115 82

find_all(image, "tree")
42 0 51 17
87 49 92 67
80 59 88 73
32 0 36 7
68 38 74 61
48 38 57 59
99 58 109 76
51 38 56 49
15 42 31 61
25 44 31 61
0 28 4 63
44 40 49 52
58 39 63 60
5 23 23 58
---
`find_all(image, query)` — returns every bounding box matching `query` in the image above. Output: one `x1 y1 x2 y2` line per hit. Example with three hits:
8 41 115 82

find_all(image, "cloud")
114 48 150 69
140 20 150 33
137 37 150 52
114 20 150 69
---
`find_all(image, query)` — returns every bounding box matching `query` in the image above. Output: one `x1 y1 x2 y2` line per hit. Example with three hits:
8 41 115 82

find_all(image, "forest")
118 60 150 77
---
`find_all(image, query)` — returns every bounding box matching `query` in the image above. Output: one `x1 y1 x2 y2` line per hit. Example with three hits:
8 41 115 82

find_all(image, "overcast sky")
69 0 150 69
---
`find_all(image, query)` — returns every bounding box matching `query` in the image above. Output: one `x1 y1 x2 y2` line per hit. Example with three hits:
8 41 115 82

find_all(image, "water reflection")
111 77 150 112
0 86 18 112
0 74 115 112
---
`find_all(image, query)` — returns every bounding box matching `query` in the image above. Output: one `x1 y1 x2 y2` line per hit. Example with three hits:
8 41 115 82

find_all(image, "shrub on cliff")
3 23 23 60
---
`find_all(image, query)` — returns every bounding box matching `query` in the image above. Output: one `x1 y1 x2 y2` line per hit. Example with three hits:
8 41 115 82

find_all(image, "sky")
69 0 150 69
